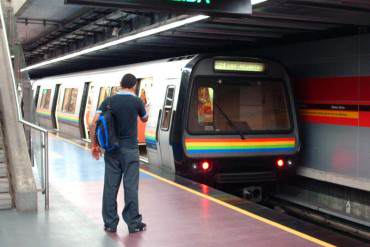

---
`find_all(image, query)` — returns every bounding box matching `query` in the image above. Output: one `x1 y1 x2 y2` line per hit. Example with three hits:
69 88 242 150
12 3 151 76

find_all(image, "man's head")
120 73 137 89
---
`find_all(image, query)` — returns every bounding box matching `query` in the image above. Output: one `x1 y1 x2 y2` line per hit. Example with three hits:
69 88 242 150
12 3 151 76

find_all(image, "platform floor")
0 136 367 247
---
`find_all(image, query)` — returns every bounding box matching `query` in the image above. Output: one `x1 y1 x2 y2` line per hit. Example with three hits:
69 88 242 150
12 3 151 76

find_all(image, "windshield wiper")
214 102 245 140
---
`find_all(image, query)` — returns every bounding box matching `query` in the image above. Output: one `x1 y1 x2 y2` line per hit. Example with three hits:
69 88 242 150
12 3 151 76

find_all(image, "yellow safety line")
50 134 335 247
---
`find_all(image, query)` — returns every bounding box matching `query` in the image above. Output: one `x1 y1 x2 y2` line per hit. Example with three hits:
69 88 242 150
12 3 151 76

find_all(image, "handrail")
0 3 50 210
20 120 48 133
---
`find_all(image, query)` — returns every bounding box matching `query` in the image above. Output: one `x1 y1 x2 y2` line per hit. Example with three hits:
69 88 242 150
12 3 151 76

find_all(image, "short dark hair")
120 73 137 88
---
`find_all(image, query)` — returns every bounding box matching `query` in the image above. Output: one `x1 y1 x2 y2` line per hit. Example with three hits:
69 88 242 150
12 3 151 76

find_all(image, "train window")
161 86 175 131
197 87 214 125
61 88 78 114
40 89 51 110
97 87 111 109
111 86 120 96
188 77 291 133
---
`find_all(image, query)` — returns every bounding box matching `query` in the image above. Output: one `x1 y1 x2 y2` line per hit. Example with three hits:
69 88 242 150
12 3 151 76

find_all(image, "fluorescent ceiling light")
21 15 209 72
251 0 268 5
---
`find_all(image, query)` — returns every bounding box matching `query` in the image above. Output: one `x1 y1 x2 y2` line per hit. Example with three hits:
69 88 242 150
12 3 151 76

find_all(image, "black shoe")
129 223 147 234
104 226 117 233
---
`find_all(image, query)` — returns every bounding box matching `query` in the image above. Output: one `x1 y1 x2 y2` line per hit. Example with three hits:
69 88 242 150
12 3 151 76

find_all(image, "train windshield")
188 77 291 134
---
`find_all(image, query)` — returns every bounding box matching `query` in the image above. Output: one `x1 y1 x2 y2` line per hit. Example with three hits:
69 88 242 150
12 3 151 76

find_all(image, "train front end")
176 56 300 184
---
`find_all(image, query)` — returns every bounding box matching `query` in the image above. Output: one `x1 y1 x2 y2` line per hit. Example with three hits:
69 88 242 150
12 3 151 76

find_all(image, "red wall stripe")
359 112 370 128
360 77 370 101
296 77 360 102
296 76 370 127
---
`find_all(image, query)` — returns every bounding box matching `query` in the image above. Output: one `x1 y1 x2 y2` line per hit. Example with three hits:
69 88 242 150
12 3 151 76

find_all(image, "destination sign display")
214 60 266 72
65 0 252 16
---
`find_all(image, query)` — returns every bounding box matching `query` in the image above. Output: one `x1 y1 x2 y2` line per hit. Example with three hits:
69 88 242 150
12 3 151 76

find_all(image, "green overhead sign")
65 0 252 16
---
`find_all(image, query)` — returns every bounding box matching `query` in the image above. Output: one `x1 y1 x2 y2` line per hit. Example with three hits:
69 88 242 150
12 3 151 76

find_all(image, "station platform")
0 136 367 247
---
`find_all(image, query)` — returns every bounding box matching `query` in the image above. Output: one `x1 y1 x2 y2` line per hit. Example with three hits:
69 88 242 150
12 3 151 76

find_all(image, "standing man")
91 74 148 234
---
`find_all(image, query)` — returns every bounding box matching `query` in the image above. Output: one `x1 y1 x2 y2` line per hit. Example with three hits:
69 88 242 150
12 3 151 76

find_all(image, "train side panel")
33 58 190 146
143 60 191 169
56 81 85 139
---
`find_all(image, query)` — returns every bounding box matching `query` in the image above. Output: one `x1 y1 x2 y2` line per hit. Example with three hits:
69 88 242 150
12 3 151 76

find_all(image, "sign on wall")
65 0 252 16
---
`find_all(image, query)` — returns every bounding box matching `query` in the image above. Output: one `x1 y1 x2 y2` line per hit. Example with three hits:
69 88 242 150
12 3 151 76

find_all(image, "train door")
79 82 92 140
34 86 41 108
51 84 61 129
158 84 176 171
137 78 153 145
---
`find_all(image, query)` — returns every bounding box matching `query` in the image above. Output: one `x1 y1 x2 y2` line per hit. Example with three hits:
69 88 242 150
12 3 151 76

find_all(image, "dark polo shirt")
97 91 147 147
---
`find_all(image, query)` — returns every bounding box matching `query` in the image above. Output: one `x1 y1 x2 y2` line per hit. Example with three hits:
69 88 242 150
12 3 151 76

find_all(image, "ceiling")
15 0 370 78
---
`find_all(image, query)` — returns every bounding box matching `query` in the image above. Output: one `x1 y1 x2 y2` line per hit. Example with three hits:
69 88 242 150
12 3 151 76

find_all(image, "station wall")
247 33 370 191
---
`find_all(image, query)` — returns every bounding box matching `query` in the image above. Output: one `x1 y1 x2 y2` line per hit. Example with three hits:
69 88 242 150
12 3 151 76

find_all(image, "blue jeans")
102 145 142 230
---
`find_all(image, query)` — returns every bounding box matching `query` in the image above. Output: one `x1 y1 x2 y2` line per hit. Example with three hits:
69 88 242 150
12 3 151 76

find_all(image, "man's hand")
92 145 102 160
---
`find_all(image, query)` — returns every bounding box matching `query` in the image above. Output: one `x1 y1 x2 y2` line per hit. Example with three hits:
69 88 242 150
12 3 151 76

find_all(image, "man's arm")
90 112 102 160
90 113 100 146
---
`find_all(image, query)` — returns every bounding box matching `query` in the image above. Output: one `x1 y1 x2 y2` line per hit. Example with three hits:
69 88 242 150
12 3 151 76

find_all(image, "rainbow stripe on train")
185 137 296 155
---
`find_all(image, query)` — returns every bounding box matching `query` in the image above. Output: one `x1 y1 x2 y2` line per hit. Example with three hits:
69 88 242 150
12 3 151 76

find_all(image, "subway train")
32 55 300 184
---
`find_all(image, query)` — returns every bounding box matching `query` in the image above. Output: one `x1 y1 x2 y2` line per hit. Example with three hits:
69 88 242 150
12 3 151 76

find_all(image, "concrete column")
3 0 33 148
0 5 37 212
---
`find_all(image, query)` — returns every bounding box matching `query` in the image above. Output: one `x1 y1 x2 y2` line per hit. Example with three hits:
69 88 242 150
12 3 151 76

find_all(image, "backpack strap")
106 96 112 110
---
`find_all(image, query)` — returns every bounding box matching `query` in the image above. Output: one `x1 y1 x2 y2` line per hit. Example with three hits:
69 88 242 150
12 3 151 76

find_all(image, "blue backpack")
95 97 119 152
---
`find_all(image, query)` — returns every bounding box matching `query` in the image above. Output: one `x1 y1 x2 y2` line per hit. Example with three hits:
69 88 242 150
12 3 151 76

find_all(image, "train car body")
33 55 300 184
